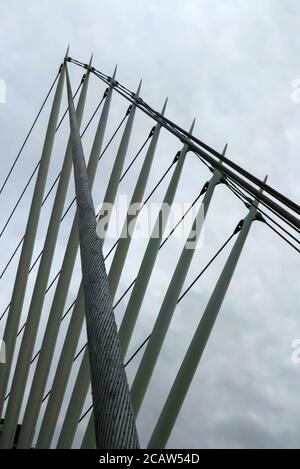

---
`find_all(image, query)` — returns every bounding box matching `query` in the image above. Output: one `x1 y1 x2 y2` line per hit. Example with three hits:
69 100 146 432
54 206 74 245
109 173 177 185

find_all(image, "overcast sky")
1 0 300 449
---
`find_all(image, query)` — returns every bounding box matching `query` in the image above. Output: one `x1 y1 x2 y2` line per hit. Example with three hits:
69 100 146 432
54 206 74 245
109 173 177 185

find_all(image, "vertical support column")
56 351 91 448
35 75 142 450
98 79 142 230
63 69 138 448
130 146 228 417
36 284 85 448
0 55 92 449
0 49 67 416
118 119 195 357
81 414 96 449
17 66 117 450
107 98 168 299
148 177 267 448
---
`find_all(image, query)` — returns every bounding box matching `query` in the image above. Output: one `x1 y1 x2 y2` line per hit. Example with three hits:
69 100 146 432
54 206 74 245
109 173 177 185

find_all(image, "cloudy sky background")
1 0 300 448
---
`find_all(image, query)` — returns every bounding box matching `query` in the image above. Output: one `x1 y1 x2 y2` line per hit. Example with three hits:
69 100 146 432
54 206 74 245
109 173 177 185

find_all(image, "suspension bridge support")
130 145 227 417
148 176 267 448
81 415 96 449
97 79 142 232
35 77 141 449
56 350 91 448
0 55 92 450
17 64 117 450
118 119 196 358
0 49 67 418
107 98 168 299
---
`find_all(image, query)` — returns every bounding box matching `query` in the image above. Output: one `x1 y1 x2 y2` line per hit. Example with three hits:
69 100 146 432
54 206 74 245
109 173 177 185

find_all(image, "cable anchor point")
234 219 244 234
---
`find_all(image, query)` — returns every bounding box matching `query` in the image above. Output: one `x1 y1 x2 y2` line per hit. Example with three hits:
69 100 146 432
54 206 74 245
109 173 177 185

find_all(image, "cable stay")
0 79 84 240
0 67 61 195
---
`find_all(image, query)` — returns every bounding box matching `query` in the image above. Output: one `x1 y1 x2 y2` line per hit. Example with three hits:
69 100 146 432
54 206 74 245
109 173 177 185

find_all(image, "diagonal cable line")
263 221 300 254
0 79 84 240
119 128 154 182
0 68 61 195
78 403 93 423
73 343 87 362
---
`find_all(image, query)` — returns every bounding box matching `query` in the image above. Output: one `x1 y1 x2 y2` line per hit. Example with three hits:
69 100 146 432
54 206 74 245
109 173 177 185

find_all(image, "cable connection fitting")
173 150 181 163
103 88 109 99
208 166 215 174
149 126 156 138
126 105 132 116
254 212 266 223
80 74 86 84
200 181 209 196
234 219 244 234
179 135 187 145
135 96 144 106
219 175 227 184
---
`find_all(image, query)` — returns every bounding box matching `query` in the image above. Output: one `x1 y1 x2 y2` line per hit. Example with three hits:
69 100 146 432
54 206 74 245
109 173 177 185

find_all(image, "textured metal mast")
0 49 66 416
62 67 139 448
130 145 227 416
35 78 141 449
148 177 267 448
118 119 195 357
0 55 92 450
17 64 117 450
